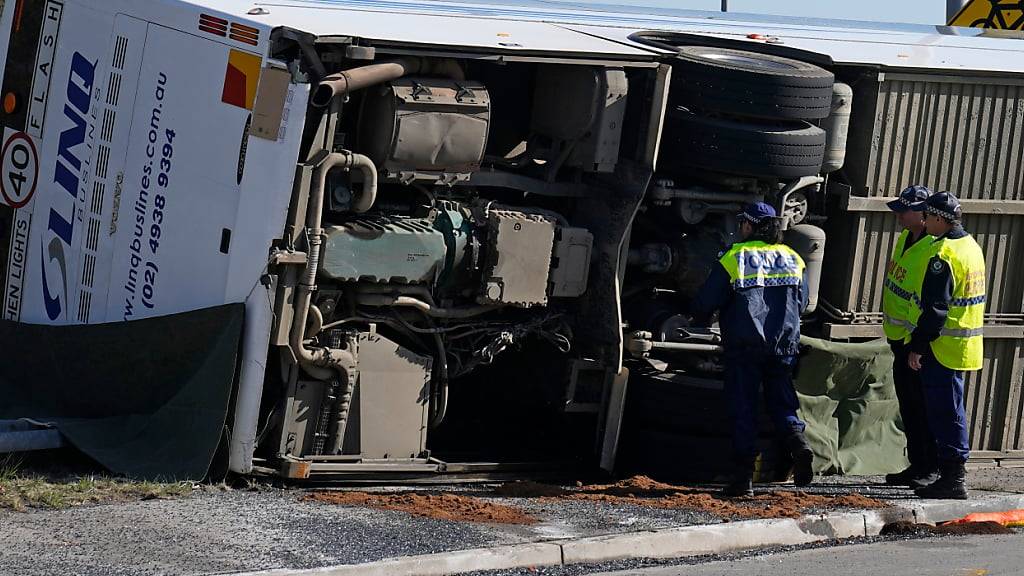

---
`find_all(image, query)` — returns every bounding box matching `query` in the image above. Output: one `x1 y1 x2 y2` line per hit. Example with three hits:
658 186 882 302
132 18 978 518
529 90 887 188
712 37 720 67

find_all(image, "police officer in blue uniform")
882 185 939 489
691 202 813 497
907 192 986 500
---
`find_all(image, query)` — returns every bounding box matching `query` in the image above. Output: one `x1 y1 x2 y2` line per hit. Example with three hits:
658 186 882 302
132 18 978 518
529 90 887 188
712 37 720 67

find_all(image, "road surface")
590 532 1024 576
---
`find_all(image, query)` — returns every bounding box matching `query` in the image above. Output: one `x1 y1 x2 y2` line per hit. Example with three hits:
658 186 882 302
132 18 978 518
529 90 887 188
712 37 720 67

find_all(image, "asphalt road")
587 532 1024 576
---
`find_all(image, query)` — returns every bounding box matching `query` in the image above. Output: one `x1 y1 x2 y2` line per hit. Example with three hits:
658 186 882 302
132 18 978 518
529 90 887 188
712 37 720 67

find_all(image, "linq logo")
40 51 96 321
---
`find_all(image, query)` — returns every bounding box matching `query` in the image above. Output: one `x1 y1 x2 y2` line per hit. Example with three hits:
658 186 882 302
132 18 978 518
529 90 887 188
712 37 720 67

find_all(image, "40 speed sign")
1 130 39 208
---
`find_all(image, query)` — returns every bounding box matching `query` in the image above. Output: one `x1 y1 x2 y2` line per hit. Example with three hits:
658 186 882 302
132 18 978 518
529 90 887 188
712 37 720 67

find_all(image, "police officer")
691 202 813 497
907 192 986 500
882 185 939 489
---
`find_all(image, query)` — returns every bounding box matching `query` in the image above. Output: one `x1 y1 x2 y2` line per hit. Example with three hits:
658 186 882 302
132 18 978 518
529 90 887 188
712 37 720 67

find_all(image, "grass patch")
0 454 22 482
0 472 193 512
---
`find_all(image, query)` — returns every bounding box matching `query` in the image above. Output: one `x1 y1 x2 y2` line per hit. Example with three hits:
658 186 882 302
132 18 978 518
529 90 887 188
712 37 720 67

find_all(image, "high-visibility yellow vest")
882 229 935 341
719 240 805 290
907 235 986 371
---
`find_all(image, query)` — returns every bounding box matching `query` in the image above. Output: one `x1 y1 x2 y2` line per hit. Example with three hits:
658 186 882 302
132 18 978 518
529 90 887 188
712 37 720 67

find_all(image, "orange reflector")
222 50 262 110
3 92 16 114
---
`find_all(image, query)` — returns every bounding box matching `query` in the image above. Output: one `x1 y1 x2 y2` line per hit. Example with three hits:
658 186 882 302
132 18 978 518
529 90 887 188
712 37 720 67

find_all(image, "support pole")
721 0 728 12
947 0 968 23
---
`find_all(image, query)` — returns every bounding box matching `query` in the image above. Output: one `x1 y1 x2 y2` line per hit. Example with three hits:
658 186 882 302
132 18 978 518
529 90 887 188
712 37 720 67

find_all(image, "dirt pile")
492 481 569 498
881 520 1013 536
305 476 889 526
303 491 538 524
502 476 888 520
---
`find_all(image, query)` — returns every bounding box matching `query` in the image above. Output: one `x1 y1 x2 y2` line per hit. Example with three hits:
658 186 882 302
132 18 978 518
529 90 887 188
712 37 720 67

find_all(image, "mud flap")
600 367 629 472
0 304 243 480
573 160 653 370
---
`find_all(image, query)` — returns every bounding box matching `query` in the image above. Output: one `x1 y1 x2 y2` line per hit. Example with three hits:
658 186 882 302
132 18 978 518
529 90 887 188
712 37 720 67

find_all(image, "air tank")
784 224 826 314
820 82 852 174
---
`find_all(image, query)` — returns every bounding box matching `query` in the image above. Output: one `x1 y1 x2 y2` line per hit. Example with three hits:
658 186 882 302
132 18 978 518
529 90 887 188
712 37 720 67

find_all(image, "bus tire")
671 46 834 121
661 111 826 179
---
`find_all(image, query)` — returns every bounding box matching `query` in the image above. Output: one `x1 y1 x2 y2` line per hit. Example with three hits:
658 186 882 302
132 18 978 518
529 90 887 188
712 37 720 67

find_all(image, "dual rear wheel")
661 46 834 179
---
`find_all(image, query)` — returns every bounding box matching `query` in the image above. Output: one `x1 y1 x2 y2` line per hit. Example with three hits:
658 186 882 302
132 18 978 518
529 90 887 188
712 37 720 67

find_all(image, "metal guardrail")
0 420 65 453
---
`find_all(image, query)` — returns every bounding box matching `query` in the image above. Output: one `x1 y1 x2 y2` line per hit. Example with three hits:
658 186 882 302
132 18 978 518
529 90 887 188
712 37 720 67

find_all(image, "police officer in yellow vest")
882 185 939 489
691 202 813 497
907 192 986 500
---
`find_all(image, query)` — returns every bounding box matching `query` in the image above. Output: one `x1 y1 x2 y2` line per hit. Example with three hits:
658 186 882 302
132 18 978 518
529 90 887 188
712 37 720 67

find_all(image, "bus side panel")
0 0 303 325
103 23 306 321
16 1 113 324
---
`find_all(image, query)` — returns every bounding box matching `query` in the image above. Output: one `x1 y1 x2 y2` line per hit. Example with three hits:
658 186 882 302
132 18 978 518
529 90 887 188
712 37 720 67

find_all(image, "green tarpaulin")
619 334 909 481
796 336 908 475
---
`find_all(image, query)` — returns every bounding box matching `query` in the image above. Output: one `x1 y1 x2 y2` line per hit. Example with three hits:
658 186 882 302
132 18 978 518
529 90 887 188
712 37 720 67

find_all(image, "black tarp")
0 304 243 480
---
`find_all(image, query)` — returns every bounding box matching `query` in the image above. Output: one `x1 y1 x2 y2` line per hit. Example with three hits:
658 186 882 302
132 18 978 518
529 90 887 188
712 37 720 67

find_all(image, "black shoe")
885 466 915 486
787 434 814 487
907 469 940 490
721 476 753 498
886 466 939 488
915 461 967 500
722 456 755 498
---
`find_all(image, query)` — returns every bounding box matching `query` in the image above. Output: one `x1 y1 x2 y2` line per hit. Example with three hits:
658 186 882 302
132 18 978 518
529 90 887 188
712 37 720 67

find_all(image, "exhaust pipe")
290 152 376 377
311 57 465 107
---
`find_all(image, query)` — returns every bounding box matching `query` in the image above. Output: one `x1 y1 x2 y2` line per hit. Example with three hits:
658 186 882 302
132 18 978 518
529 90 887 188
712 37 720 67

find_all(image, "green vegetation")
0 457 193 512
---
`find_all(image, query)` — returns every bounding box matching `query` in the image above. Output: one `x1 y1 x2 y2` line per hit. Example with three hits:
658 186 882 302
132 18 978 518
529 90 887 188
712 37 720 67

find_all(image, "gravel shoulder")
0 484 722 576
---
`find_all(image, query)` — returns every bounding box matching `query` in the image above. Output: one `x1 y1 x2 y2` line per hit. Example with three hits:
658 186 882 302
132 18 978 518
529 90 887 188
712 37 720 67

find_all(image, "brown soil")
881 520 1013 536
303 491 538 525
493 481 569 498
304 475 889 526
513 476 888 520
879 520 933 536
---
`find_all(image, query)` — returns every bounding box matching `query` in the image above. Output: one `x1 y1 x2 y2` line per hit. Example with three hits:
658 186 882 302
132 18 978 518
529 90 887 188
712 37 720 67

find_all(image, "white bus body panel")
0 0 306 325
243 0 1024 73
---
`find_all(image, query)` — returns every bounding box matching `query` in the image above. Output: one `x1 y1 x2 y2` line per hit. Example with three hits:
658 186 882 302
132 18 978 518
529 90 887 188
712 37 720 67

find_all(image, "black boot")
885 466 915 486
915 461 967 500
886 466 939 488
907 469 940 490
787 434 814 487
722 457 755 498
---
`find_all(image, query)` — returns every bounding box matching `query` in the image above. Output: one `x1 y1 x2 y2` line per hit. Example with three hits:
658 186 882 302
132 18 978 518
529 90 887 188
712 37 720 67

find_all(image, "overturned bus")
1 0 1022 480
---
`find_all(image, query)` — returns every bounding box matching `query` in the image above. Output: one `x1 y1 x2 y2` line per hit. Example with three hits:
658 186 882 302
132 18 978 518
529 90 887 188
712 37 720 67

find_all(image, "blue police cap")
738 202 776 224
886 185 932 213
925 191 962 221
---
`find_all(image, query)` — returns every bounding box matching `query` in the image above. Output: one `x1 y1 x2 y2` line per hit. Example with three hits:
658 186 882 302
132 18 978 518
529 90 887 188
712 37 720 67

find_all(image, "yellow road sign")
949 0 1024 29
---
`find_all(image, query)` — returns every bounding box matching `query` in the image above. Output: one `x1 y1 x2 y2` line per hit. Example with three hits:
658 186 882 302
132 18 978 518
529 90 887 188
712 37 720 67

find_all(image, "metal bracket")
270 250 308 266
454 82 477 102
410 80 434 100
270 27 324 80
279 457 312 479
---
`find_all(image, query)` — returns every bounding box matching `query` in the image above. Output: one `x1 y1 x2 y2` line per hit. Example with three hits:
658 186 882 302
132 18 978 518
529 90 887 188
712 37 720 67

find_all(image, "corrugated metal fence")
823 211 1024 319
859 75 1024 201
822 71 1024 459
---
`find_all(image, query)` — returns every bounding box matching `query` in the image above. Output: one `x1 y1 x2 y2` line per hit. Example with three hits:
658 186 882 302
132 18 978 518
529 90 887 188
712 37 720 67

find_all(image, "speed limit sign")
1 131 39 208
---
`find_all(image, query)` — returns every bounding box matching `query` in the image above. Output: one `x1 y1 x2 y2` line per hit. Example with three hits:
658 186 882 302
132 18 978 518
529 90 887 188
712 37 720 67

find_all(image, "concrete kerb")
226 543 565 576
226 494 1024 576
904 493 1024 525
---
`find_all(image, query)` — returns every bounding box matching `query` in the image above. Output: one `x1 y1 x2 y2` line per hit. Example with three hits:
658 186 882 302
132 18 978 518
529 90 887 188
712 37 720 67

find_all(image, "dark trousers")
920 357 970 463
890 341 938 471
724 353 806 460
